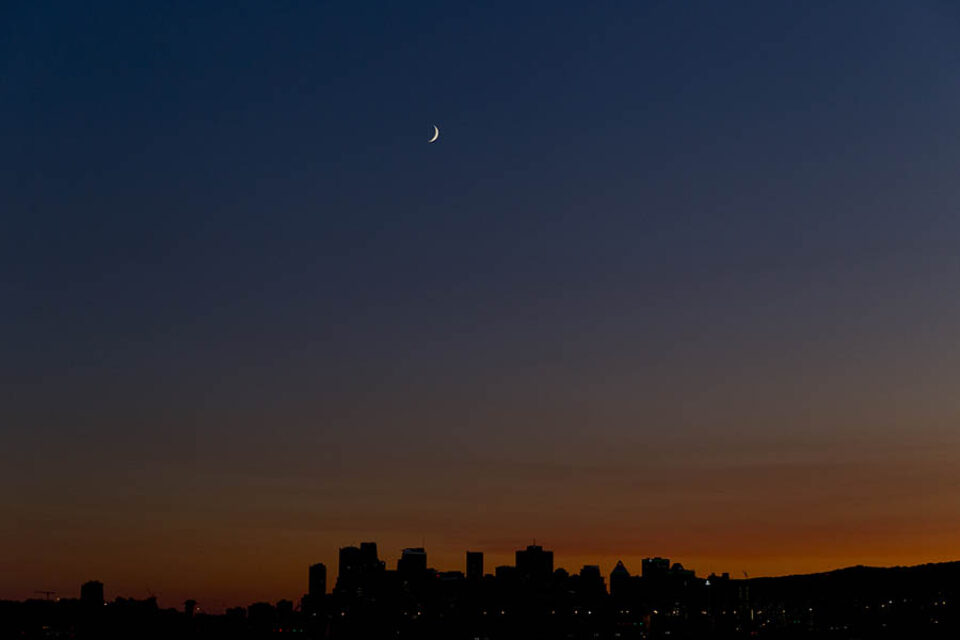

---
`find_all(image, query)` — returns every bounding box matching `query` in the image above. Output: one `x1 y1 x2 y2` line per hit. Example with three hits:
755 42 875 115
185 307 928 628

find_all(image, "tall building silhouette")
466 551 483 581
309 562 326 597
578 564 606 595
336 542 385 595
610 560 631 597
398 548 428 578
338 546 363 585
642 557 670 580
515 544 553 581
359 542 379 564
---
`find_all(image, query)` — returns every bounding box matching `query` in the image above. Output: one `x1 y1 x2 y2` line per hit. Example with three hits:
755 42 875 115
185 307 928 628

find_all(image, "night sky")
3 0 960 610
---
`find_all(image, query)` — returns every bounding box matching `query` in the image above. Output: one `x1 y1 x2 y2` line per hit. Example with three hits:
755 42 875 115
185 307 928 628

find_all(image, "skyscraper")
642 557 670 580
335 542 385 595
466 551 483 581
515 544 553 582
309 562 326 598
398 548 428 578
359 542 380 565
578 565 606 595
610 560 631 597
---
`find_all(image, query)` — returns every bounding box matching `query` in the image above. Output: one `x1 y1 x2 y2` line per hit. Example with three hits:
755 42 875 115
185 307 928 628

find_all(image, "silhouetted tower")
516 544 553 582
398 548 428 578
336 542 385 595
80 580 104 607
579 565 607 595
360 542 380 565
338 546 362 592
642 557 670 580
184 600 197 617
610 560 631 597
466 551 484 581
309 562 326 597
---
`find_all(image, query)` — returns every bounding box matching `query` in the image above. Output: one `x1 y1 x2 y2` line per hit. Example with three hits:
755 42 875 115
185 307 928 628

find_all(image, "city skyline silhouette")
4 540 959 638
7 539 960 612
4 1 959 636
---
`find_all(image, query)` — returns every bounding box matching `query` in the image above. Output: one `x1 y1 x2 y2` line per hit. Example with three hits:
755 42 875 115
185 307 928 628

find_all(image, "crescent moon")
428 125 439 143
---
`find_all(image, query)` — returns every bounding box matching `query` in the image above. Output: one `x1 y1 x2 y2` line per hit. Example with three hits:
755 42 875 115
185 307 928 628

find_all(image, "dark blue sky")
3 0 960 606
